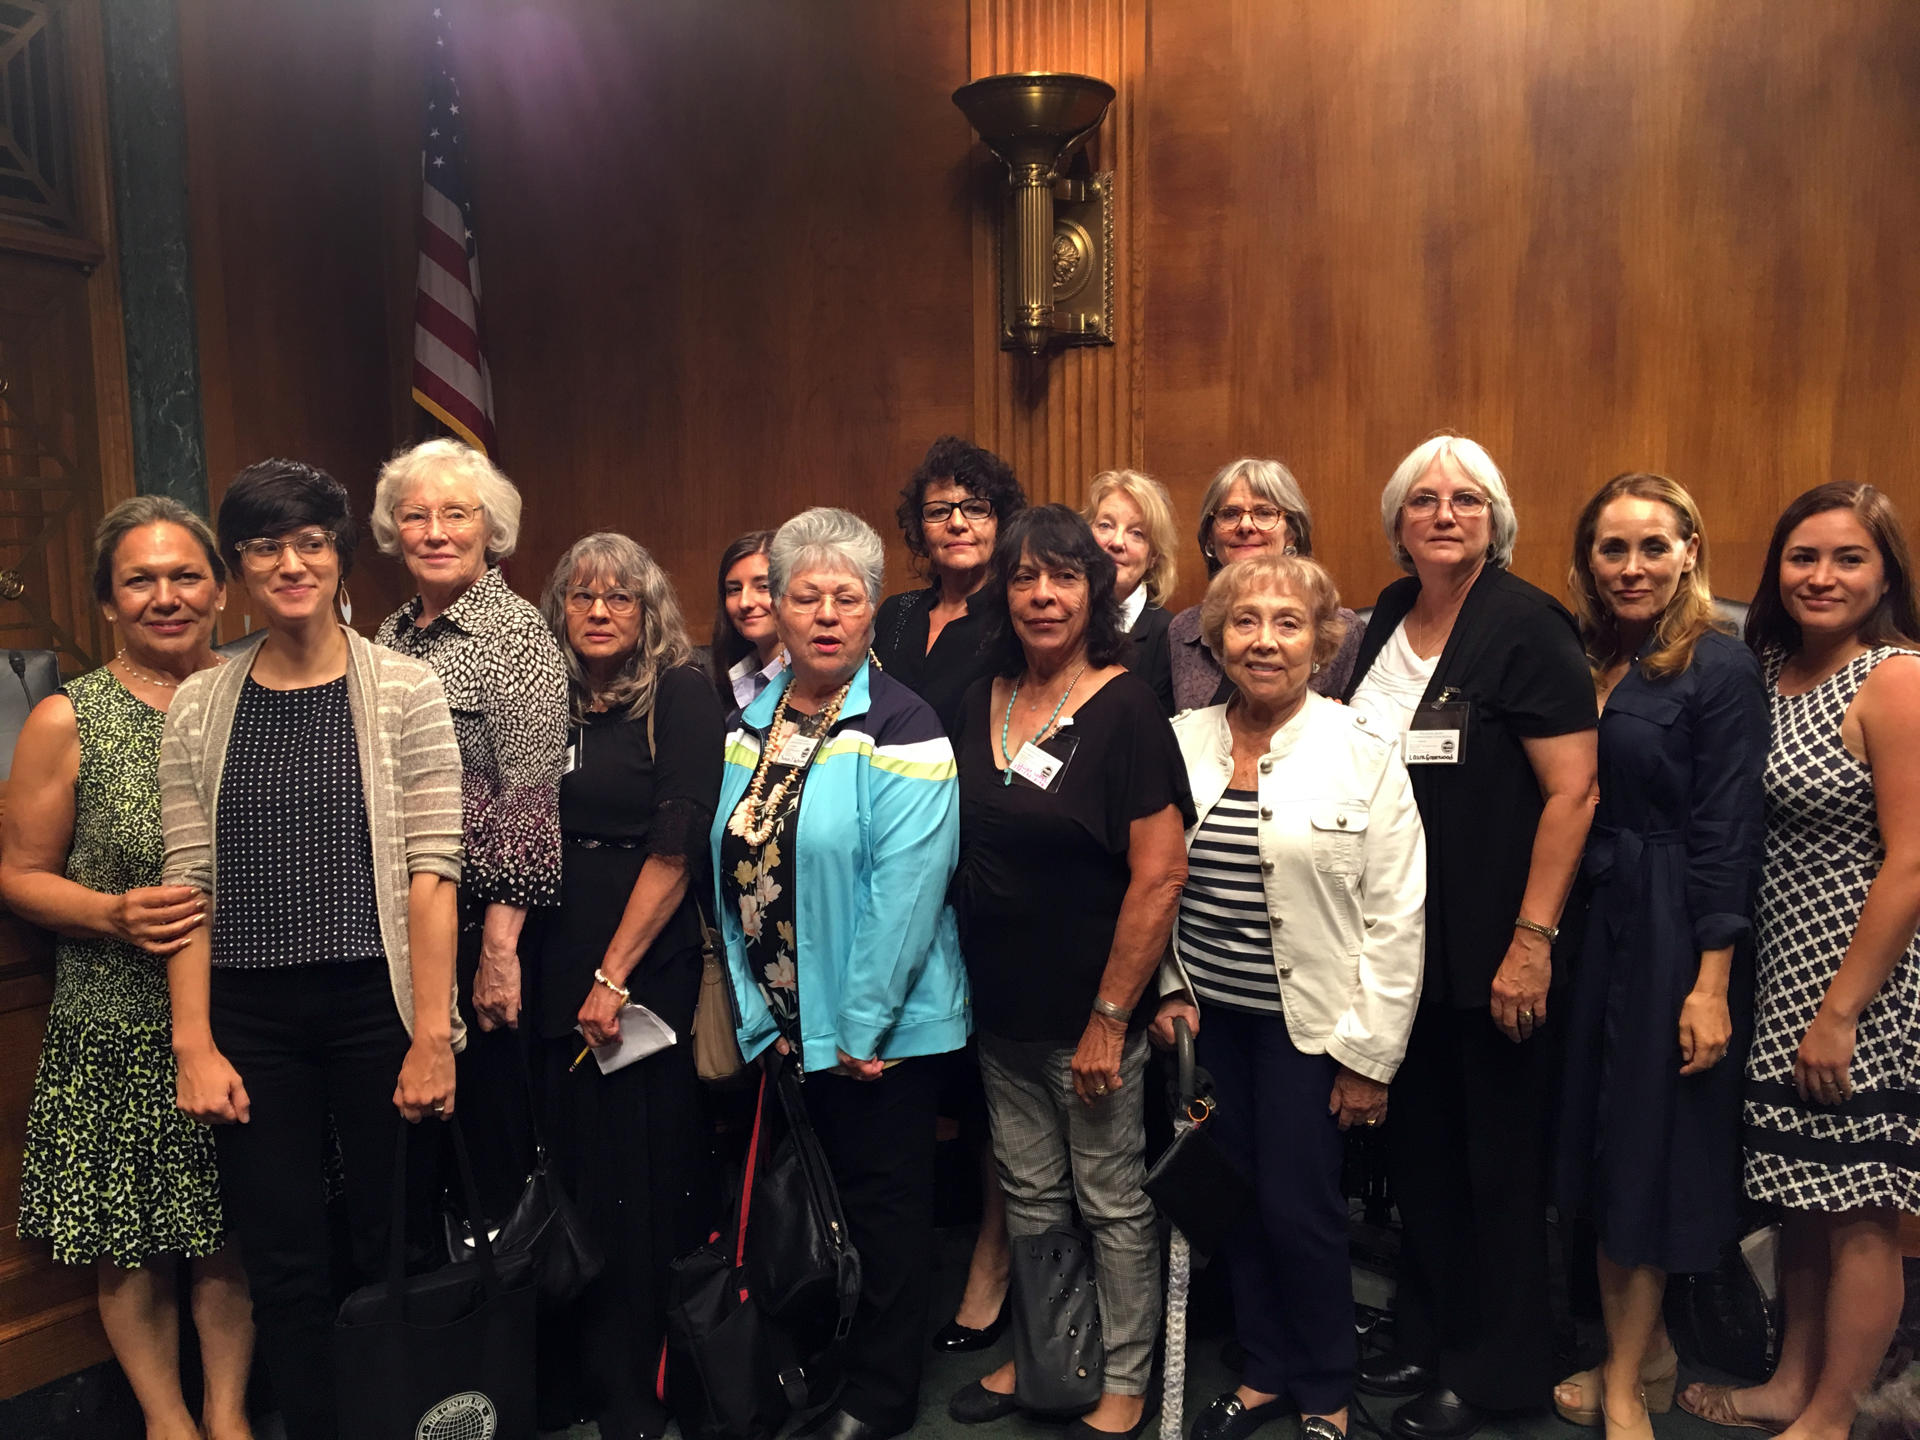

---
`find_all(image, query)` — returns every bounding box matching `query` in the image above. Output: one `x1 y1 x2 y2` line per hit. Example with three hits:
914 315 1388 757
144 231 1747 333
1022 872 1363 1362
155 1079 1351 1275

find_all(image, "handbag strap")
387 1117 503 1322
733 1068 769 1271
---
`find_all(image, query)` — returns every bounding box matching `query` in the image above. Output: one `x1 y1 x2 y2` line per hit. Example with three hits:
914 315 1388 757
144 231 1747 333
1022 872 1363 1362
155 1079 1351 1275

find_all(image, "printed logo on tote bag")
415 1391 498 1440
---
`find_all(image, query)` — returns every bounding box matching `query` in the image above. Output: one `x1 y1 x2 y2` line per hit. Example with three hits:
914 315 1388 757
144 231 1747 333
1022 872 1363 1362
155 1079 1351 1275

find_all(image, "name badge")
1404 729 1460 764
1008 741 1065 790
774 732 819 767
1406 694 1471 765
562 728 582 776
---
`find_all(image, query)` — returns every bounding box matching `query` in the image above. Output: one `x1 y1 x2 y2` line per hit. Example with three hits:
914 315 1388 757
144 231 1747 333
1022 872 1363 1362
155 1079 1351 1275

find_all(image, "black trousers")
1200 1008 1354 1414
1387 1002 1557 1410
209 959 431 1440
452 913 535 1222
802 1058 940 1434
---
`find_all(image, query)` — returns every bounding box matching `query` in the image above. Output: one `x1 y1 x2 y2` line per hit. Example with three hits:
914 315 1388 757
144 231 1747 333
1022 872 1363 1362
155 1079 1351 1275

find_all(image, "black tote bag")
335 1118 537 1440
747 1062 862 1336
1142 1017 1254 1262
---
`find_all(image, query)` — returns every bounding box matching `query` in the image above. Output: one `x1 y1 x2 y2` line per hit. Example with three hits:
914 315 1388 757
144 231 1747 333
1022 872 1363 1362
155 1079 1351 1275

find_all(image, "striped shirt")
1177 788 1281 1013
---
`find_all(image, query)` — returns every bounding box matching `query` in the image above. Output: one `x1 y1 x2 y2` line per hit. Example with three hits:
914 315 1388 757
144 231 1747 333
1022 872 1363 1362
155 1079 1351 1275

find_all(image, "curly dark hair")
894 435 1026 567
985 505 1128 676
1746 481 1920 657
217 458 359 577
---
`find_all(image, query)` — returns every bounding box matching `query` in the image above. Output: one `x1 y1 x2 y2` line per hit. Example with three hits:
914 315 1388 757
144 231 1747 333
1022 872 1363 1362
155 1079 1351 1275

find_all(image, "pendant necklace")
1001 662 1086 786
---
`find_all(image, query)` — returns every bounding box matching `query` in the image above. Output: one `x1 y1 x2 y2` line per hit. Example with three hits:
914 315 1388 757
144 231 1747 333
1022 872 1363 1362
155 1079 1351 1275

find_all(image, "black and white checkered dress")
1744 646 1920 1213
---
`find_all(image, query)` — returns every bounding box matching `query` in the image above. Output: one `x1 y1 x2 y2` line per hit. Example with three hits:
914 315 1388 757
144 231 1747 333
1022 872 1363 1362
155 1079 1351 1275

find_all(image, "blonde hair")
1199 554 1347 669
1084 469 1179 605
1379 434 1518 573
1569 472 1723 681
371 438 522 563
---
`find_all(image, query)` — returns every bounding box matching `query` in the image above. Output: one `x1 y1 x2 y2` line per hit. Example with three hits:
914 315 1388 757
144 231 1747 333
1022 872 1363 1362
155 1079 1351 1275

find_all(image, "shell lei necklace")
738 676 854 845
1001 662 1086 785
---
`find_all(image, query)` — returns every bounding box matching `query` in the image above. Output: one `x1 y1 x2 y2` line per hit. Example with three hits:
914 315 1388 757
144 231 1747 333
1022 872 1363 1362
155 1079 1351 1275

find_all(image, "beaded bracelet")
593 968 630 1003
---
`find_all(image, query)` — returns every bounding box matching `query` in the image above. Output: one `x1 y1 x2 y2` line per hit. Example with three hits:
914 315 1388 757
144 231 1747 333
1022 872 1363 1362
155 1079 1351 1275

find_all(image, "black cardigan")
1125 602 1175 715
1343 566 1597 1007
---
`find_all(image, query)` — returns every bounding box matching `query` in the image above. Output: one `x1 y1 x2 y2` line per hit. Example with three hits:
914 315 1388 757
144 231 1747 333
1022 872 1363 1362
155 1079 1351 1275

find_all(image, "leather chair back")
0 651 62 781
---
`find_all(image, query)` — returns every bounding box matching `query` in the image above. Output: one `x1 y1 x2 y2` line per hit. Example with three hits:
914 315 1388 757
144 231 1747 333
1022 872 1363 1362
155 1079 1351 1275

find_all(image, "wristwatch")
1513 917 1558 944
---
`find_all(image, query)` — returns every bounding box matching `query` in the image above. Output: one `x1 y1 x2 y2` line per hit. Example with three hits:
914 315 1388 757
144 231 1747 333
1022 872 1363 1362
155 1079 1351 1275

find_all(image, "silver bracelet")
1513 917 1559 945
1091 996 1133 1024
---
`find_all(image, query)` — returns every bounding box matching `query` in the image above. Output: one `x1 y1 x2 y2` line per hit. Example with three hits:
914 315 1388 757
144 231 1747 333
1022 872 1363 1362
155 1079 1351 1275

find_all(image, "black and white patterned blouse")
376 566 566 911
211 677 385 968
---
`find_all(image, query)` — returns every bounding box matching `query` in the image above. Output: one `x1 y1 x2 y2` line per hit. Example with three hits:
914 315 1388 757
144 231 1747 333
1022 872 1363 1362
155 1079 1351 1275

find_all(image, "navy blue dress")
1554 628 1768 1273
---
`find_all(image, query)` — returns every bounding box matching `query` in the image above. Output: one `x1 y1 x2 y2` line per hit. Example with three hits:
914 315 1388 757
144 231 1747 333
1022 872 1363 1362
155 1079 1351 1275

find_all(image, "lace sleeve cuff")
644 797 715 865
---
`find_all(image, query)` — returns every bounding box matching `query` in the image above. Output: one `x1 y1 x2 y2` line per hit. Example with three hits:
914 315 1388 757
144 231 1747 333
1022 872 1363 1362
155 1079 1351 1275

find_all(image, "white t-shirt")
1348 620 1439 737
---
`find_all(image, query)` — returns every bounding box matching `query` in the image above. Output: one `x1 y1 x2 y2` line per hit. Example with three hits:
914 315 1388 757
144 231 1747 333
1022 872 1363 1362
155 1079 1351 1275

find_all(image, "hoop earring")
336 583 353 627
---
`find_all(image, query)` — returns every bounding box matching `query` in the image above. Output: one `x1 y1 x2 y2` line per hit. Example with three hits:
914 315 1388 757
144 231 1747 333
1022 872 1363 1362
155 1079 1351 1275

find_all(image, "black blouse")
211 677 384 969
534 664 723 1039
1343 567 1597 1007
951 670 1196 1044
872 584 998 736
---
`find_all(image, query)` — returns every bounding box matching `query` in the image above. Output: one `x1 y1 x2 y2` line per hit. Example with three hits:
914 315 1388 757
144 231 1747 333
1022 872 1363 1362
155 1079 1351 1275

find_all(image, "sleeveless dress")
1744 646 1920 1213
17 668 225 1266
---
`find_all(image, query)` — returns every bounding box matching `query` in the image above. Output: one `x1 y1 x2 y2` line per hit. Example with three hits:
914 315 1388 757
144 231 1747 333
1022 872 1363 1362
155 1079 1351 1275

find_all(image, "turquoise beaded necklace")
1000 662 1088 785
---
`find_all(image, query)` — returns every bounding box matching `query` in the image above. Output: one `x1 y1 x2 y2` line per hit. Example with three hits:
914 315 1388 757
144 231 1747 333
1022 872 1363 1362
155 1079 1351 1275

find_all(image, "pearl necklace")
737 678 853 846
115 649 223 690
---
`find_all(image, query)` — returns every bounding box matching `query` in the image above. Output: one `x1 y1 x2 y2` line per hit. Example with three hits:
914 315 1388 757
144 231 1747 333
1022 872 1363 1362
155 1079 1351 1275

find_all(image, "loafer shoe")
949 1380 1023 1425
932 1306 1009 1352
1065 1404 1158 1440
1189 1392 1290 1440
1356 1352 1435 1398
1391 1385 1489 1440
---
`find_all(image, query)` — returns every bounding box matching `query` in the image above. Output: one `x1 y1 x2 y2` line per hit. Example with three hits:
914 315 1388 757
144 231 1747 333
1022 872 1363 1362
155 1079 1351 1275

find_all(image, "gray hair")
1379 434 1518 573
539 532 692 722
768 507 887 605
1196 458 1315 575
371 438 523 563
93 495 225 603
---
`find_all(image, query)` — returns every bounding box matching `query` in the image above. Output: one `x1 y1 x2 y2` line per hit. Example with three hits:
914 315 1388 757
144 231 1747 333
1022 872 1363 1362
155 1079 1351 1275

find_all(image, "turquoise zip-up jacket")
710 658 971 1072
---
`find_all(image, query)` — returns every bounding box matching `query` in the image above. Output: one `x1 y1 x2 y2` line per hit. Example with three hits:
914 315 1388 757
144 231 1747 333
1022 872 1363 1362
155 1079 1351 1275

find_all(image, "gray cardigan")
159 629 466 1045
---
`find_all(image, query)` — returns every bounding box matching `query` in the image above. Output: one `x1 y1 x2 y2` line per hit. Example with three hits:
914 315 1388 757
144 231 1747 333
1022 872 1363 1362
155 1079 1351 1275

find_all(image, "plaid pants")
978 1030 1160 1394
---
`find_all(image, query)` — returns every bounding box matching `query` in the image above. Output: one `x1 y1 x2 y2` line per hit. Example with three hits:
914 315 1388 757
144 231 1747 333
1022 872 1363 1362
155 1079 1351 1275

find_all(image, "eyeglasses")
235 529 335 569
1403 491 1489 519
564 587 639 616
921 498 994 526
784 590 871 616
1213 505 1287 532
394 503 484 533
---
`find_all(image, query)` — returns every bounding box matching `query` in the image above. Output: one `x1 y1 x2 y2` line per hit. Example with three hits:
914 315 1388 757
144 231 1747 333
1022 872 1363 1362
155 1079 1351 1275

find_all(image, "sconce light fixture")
953 71 1116 354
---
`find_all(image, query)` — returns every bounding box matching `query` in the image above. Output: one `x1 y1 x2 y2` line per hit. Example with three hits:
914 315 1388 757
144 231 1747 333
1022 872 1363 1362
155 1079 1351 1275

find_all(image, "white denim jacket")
1158 692 1427 1082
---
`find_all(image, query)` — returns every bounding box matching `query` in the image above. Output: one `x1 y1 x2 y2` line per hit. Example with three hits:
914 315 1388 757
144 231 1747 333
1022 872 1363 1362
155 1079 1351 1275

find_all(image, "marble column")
100 0 206 508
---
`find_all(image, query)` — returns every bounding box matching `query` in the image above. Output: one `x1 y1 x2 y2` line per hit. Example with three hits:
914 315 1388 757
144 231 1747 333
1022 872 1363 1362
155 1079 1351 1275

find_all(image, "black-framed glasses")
1212 504 1287 532
235 529 335 569
922 498 994 526
564 587 639 617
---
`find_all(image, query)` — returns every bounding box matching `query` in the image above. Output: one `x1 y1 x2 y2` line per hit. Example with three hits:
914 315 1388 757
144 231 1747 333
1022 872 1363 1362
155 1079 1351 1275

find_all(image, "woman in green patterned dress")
1 497 255 1440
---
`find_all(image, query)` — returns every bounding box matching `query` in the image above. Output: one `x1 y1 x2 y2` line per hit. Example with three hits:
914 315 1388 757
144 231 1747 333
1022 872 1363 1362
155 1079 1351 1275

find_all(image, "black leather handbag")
441 1045 603 1306
747 1060 862 1338
1143 1017 1254 1262
667 1066 853 1440
1009 1226 1104 1413
335 1119 537 1440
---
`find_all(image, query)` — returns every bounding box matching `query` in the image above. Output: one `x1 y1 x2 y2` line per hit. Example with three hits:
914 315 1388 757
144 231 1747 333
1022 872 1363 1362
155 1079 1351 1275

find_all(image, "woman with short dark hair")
948 506 1193 1440
2 496 256 1440
161 460 464 1440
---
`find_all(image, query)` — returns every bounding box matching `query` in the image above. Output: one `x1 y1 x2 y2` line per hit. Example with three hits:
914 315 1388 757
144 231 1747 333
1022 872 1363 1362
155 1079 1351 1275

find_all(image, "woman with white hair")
371 438 568 1213
1342 435 1598 1440
535 532 723 1440
712 506 971 1440
1169 458 1362 711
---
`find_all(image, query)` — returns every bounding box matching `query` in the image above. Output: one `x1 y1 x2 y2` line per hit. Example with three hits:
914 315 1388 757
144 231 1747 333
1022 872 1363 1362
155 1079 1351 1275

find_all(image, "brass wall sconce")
953 72 1116 354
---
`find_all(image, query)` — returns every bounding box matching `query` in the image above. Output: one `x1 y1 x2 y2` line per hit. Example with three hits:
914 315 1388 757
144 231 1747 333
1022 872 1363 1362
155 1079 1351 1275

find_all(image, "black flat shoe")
932 1305 1010 1352
1065 1404 1158 1440
949 1380 1023 1425
1356 1352 1435 1398
1390 1386 1488 1440
1189 1391 1290 1440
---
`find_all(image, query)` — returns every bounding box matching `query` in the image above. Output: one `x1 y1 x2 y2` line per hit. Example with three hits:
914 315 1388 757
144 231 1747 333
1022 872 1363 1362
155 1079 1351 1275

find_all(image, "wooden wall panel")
967 0 1145 506
451 0 975 621
1142 0 1920 616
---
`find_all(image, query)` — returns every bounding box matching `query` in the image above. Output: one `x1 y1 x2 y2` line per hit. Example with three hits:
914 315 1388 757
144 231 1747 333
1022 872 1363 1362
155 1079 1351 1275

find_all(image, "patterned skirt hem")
16 1214 227 1271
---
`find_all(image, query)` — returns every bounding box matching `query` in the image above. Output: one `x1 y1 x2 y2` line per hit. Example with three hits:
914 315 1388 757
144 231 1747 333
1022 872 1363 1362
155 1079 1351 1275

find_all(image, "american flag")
410 5 497 455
